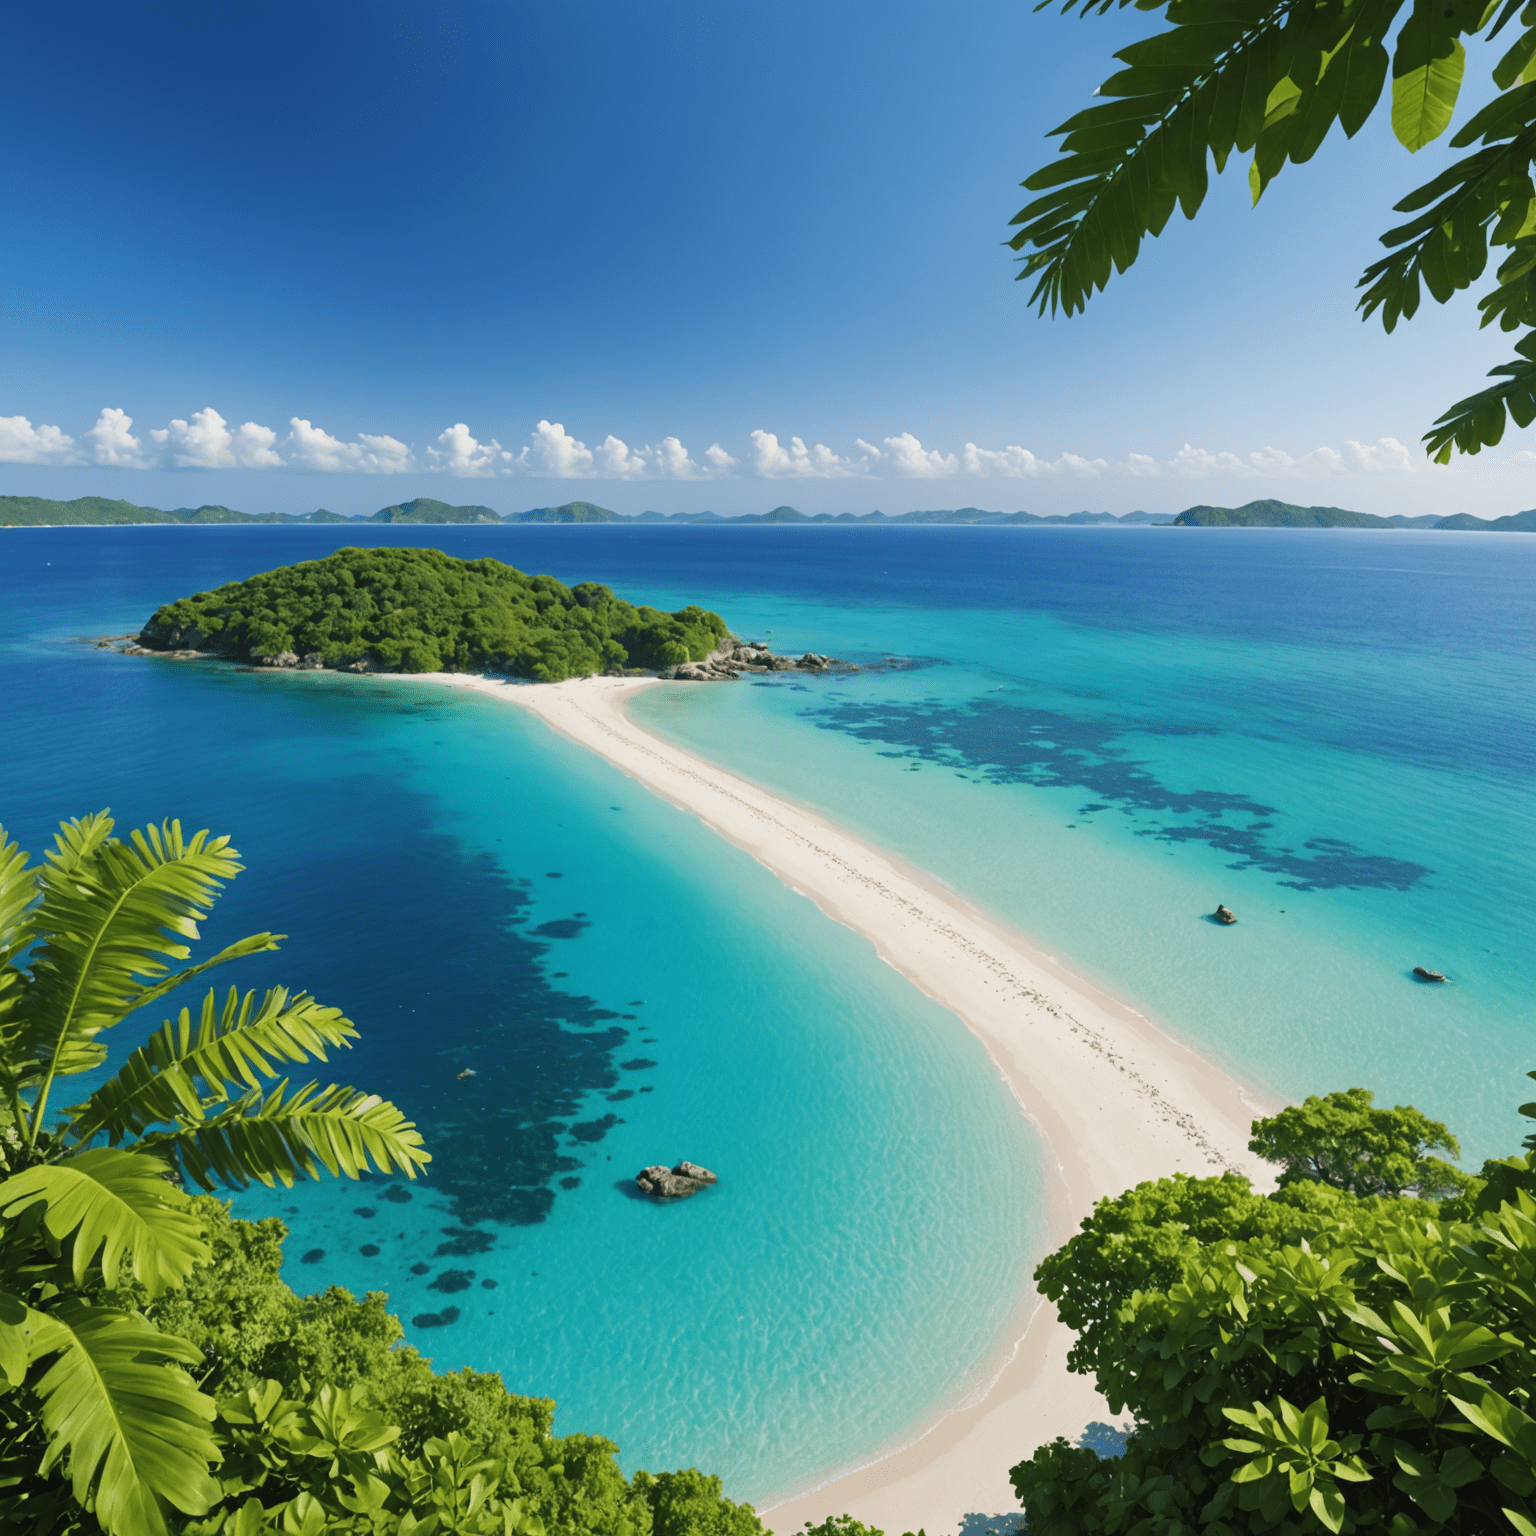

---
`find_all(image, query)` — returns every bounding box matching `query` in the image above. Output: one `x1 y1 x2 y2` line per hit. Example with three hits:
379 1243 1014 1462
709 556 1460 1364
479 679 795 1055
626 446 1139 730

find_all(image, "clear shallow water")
2 523 1532 1497
0 526 1043 1503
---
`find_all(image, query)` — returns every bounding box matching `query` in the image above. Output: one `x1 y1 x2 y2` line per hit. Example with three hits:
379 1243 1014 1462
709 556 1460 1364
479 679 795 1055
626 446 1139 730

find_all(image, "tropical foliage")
136 546 729 680
0 811 429 1536
1011 0 1536 458
1009 1079 1536 1533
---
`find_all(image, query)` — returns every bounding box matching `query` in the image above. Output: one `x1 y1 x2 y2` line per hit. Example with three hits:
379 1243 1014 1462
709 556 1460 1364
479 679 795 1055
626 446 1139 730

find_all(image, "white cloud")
83 408 149 468
704 442 738 471
1115 437 1422 479
287 418 414 474
424 423 508 477
748 430 872 478
882 432 959 477
0 416 76 464
962 442 1108 477
519 419 594 477
150 408 284 469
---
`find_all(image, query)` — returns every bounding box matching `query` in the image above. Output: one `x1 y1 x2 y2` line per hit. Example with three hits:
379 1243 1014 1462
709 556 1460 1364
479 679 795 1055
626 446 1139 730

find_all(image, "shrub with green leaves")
136 546 729 679
1010 1081 1536 1534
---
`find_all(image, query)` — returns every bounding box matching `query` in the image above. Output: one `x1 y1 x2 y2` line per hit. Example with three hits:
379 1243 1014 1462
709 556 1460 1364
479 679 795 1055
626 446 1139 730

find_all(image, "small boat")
1413 967 1449 983
1213 904 1236 925
457 1068 478 1079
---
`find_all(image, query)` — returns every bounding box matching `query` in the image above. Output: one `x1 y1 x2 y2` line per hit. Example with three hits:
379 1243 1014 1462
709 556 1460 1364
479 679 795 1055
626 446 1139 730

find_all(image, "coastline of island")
382 669 1278 1532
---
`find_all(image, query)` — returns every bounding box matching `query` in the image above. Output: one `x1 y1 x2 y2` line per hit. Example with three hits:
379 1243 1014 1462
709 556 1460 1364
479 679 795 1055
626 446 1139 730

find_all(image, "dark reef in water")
429 1269 475 1293
806 696 1431 893
300 1248 324 1264
412 1306 461 1329
382 1185 413 1204
435 1226 497 1257
410 1262 431 1276
359 1244 380 1257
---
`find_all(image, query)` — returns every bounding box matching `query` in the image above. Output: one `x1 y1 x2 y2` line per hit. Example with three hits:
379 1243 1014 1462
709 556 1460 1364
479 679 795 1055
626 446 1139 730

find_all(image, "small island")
130 545 840 682
132 545 728 681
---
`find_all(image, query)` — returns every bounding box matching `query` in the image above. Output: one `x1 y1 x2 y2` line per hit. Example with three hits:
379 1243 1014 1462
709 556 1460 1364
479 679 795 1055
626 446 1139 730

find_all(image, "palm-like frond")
140 1080 430 1191
15 815 278 1134
0 1149 209 1296
66 986 358 1147
26 1298 218 1536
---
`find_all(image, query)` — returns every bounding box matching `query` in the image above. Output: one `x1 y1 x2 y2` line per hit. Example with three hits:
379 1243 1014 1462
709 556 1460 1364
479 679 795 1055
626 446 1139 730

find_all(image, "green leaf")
0 1289 29 1388
27 1298 218 1536
66 985 359 1146
1392 0 1468 152
139 1079 430 1191
0 1147 209 1295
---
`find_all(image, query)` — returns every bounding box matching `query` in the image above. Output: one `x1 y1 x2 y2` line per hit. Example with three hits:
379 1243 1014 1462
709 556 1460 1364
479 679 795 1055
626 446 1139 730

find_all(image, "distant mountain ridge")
1173 498 1536 531
3 492 1533 530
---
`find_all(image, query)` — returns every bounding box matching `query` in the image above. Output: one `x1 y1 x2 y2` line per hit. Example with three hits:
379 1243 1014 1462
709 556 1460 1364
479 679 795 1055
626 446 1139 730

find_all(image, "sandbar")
400 672 1275 1533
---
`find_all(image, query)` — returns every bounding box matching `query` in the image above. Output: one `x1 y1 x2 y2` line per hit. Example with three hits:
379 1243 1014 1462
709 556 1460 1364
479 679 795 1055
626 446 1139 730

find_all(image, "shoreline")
390 671 1276 1531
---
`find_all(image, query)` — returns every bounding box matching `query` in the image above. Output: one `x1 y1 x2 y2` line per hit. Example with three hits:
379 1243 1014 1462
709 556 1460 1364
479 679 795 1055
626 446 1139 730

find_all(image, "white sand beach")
406 671 1276 1534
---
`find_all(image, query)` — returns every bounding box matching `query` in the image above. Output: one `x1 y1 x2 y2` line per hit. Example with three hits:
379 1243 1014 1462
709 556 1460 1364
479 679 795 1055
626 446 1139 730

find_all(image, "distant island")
7 491 1535 529
1173 498 1536 530
132 546 730 680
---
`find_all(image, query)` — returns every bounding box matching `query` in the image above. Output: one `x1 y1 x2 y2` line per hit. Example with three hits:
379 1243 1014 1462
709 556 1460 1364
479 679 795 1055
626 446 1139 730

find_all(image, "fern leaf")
140 1080 430 1191
66 986 358 1146
16 818 265 1116
0 1148 209 1295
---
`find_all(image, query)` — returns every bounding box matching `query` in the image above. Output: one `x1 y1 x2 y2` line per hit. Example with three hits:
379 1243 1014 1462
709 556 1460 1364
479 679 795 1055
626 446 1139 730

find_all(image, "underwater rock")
410 1262 431 1275
411 1307 461 1328
359 1244 380 1257
636 1161 718 1200
300 1248 324 1263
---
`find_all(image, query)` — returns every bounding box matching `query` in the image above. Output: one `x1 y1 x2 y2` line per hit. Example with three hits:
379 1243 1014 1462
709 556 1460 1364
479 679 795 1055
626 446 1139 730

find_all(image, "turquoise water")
0 527 1044 1503
2 523 1531 1502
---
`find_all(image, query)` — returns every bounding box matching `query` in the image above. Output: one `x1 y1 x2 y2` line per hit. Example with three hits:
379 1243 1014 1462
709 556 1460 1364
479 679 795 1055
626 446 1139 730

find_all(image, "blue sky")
3 0 1530 517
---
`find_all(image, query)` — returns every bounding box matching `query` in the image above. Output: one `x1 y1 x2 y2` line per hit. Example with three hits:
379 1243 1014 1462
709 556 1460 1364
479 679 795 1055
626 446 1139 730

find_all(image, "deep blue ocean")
1 524 1531 1505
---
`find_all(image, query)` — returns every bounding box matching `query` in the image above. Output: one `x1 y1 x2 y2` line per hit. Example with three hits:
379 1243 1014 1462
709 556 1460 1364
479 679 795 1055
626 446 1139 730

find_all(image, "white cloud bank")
0 408 1440 483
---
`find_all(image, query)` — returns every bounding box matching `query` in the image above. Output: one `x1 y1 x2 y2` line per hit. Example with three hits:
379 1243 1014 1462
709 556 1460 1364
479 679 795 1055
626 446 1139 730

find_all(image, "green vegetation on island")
369 498 502 525
137 545 729 679
1173 500 1536 530
0 811 788 1536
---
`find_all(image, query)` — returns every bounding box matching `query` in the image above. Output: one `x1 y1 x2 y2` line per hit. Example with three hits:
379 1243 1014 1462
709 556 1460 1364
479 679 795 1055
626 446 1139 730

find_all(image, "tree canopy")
1010 1080 1536 1534
137 547 729 681
1011 0 1536 459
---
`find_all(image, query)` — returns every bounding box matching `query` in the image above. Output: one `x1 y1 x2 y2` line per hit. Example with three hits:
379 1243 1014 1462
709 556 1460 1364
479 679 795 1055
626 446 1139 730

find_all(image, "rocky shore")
657 635 846 681
110 627 845 681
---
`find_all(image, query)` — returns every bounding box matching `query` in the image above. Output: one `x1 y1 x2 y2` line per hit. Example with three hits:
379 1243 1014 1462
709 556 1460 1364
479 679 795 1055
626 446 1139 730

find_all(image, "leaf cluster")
1011 0 1536 458
136 547 729 681
1011 1081 1536 1533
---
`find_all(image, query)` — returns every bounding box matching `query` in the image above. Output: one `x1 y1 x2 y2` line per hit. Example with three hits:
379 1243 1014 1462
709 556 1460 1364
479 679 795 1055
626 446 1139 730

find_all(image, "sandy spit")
398 672 1275 1534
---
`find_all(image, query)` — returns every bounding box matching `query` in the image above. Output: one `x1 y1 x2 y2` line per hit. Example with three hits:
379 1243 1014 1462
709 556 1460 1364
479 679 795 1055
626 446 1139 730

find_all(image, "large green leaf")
0 1148 208 1295
26 1298 218 1536
16 817 277 1122
66 986 359 1146
140 1079 430 1191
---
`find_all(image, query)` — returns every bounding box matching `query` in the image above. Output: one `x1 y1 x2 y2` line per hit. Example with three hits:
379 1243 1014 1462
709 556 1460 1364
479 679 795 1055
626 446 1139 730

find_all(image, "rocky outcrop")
659 636 845 682
635 1161 718 1199
1213 904 1237 925
1413 966 1449 983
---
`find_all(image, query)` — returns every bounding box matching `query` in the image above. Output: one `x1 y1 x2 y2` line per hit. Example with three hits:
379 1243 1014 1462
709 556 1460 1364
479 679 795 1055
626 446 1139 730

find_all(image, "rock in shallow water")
636 1161 718 1200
